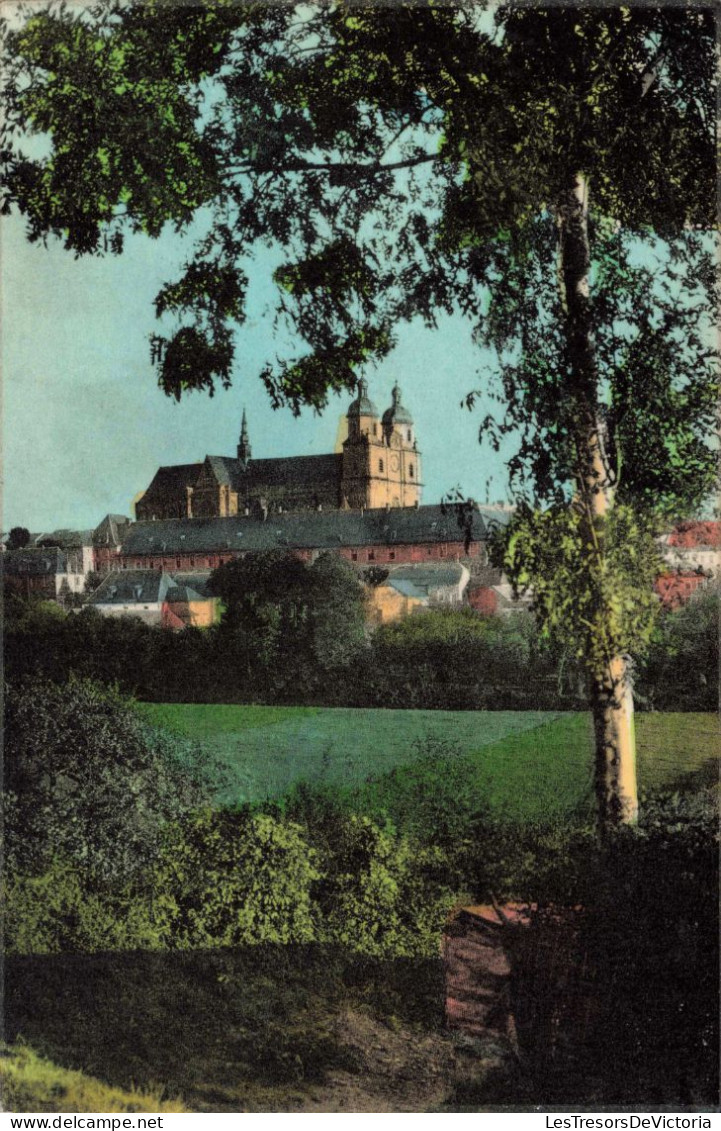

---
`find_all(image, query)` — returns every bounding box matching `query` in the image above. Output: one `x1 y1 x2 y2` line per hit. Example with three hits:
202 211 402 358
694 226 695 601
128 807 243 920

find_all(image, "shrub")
321 817 455 957
2 858 171 955
4 676 215 882
159 809 321 947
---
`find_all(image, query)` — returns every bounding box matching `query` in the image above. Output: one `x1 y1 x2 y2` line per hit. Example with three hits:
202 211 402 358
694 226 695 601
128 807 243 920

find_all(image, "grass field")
141 704 718 818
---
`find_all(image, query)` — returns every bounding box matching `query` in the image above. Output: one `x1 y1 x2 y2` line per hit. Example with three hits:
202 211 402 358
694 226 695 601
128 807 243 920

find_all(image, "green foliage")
323 820 453 958
159 809 320 948
208 550 367 691
4 676 213 880
2 857 170 955
7 526 31 550
636 589 719 711
280 796 457 958
369 608 575 709
498 502 662 671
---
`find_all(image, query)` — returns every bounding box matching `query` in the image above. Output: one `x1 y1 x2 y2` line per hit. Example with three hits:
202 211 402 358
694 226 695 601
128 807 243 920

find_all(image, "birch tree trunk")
557 173 639 828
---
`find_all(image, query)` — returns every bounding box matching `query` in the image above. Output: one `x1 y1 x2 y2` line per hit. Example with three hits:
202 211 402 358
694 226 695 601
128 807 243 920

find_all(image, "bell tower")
341 380 421 509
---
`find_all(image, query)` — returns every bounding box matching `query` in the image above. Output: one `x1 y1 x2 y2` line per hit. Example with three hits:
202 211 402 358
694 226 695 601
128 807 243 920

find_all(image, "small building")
87 569 218 629
366 562 470 624
36 528 95 581
659 521 720 579
93 514 132 572
3 545 86 601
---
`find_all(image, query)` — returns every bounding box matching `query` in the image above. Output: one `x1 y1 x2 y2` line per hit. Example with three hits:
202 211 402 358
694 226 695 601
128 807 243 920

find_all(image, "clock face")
390 454 400 473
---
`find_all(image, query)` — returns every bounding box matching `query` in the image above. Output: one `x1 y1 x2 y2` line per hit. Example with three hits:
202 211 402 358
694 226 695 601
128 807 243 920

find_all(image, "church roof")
243 453 343 490
203 455 243 489
119 504 493 557
141 462 203 499
382 383 413 427
347 378 379 419
199 453 343 495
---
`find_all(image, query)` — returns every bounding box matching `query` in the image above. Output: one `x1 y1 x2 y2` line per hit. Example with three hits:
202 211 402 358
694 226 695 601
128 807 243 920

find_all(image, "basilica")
135 381 422 522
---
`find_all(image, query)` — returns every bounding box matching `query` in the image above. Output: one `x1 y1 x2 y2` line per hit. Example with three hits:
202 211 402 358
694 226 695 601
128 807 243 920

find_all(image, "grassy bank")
0 1044 187 1113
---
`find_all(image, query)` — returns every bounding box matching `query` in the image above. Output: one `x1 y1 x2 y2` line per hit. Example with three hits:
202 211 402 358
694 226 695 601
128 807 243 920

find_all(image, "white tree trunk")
557 172 639 828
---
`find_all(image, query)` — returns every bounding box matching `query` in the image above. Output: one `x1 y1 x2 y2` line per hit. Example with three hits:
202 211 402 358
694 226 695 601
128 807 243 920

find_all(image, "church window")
368 550 375 561
389 552 395 560
407 430 412 442
373 424 378 436
409 464 414 478
379 459 384 473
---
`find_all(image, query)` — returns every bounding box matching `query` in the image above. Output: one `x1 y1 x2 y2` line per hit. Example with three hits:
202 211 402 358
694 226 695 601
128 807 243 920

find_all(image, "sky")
3 209 514 535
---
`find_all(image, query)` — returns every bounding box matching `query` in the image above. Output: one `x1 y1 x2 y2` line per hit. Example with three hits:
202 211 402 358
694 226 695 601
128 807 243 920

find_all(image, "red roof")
654 571 708 610
668 521 721 549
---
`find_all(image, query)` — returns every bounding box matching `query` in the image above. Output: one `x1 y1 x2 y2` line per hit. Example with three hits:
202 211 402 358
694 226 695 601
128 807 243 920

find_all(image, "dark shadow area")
662 755 719 796
5 947 446 1111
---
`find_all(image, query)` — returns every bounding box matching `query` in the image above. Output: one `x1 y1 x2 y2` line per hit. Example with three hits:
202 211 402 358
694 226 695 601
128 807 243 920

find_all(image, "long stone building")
109 503 502 574
135 381 422 521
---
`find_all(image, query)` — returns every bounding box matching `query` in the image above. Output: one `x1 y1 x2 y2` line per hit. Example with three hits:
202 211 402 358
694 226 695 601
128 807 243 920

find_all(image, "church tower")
237 408 252 466
341 380 421 509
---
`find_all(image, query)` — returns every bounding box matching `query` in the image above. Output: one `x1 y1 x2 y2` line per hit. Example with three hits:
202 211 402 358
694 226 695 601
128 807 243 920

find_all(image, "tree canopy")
3 0 717 824
3 3 715 507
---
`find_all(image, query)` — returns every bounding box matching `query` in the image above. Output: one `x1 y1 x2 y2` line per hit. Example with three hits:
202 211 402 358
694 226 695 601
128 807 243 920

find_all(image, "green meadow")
140 704 718 818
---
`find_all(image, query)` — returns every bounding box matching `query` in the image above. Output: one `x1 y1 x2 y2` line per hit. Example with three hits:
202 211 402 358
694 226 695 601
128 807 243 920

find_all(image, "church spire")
237 407 252 464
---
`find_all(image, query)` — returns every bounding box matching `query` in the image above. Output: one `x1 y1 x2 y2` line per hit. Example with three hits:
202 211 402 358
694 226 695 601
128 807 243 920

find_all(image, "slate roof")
347 379 379 419
141 463 203 500
171 571 213 597
382 384 414 427
165 582 207 603
88 570 173 605
3 547 67 575
119 504 493 556
242 453 343 491
203 456 244 489
386 563 467 591
93 514 132 547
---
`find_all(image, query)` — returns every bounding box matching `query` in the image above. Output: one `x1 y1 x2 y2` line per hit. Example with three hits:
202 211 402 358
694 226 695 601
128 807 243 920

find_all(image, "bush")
320 817 455 957
2 858 170 955
513 789 719 1105
281 790 459 956
635 590 718 711
4 676 215 881
159 809 321 947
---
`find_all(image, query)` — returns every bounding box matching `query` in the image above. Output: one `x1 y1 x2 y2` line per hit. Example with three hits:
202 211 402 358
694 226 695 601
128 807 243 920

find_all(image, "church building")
135 381 422 521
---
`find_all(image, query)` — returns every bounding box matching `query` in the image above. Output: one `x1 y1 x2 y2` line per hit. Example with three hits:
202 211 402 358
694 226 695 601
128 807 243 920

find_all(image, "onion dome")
382 383 413 427
347 377 379 418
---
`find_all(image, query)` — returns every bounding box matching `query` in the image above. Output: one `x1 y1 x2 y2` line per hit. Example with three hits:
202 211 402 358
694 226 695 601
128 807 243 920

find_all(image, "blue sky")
3 209 513 534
